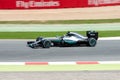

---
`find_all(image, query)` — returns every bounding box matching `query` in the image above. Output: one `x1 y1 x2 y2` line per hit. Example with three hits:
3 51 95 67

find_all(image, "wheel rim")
89 38 96 47
45 41 50 48
43 40 51 48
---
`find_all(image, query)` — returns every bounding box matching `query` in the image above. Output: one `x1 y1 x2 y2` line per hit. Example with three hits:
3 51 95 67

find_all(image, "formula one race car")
27 31 98 48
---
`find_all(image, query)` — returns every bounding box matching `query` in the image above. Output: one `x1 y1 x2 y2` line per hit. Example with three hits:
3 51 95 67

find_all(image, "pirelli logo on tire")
16 0 60 8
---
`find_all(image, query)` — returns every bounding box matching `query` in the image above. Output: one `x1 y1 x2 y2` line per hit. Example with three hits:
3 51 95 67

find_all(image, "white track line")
98 37 120 40
0 61 120 65
0 62 24 65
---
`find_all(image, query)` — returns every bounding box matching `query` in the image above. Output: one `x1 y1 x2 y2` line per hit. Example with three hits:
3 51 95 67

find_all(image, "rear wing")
86 31 98 40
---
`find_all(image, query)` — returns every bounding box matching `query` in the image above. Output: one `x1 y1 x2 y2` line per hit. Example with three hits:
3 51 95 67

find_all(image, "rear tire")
88 38 97 47
42 40 51 48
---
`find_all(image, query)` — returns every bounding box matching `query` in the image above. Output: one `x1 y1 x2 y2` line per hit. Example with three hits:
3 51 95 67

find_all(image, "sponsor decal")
88 0 120 6
16 0 60 8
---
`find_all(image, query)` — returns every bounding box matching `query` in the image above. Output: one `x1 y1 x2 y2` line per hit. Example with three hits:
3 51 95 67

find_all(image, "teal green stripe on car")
65 40 77 44
52 40 61 43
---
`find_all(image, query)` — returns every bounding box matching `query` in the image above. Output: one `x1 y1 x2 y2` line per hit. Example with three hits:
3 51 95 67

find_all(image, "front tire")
42 40 51 48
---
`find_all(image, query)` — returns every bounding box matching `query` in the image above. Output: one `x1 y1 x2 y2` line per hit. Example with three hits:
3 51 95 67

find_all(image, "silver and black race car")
27 31 98 48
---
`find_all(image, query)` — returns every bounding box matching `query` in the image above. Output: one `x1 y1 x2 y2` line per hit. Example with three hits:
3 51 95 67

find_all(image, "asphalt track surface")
0 71 120 80
0 40 120 62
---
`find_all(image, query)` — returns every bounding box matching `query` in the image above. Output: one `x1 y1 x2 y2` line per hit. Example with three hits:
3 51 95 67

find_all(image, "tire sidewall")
88 38 97 47
42 40 51 48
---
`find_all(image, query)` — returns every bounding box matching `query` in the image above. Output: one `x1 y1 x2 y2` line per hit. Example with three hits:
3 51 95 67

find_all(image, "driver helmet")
66 31 71 36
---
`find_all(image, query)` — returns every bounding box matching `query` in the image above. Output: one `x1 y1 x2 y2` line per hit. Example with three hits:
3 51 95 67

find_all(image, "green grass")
0 19 120 24
0 64 120 71
0 31 119 39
